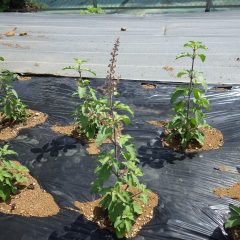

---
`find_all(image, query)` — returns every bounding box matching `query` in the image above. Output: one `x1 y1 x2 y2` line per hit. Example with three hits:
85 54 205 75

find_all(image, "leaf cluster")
80 6 104 14
225 204 240 229
0 57 29 123
64 58 133 141
0 145 29 202
92 135 149 238
166 41 209 149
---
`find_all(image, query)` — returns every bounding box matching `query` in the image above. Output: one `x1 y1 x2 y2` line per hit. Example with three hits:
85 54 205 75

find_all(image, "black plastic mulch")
0 77 240 240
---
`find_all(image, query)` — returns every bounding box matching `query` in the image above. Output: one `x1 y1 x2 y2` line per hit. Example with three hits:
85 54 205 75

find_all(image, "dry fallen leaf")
4 27 17 37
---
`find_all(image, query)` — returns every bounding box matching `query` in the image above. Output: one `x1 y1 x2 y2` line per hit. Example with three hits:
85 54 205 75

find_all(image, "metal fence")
37 0 240 10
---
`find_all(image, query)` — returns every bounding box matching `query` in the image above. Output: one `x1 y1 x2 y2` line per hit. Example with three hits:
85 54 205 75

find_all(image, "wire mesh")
37 0 240 9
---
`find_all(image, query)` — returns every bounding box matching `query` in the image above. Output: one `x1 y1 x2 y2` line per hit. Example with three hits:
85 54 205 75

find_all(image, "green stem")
185 47 196 142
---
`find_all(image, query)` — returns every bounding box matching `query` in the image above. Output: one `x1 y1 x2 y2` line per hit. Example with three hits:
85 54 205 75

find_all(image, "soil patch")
0 109 48 141
18 75 32 81
162 127 223 153
1 42 29 49
212 85 232 91
214 182 240 201
51 124 121 155
0 161 59 217
147 120 167 128
162 66 174 72
225 226 240 240
141 83 156 89
74 188 158 238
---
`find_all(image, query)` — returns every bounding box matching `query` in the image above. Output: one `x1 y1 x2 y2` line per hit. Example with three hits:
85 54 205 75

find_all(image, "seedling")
64 48 132 141
91 38 150 238
63 59 109 140
166 41 209 149
0 145 28 202
0 57 29 123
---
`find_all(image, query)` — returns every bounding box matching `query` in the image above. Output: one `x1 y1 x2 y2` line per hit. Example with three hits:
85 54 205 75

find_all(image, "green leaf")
139 193 148 204
83 68 96 76
124 219 133 232
177 70 188 78
114 102 134 115
229 204 240 216
197 54 206 62
225 218 240 229
133 202 142 214
170 89 187 104
0 56 4 61
77 85 87 98
117 135 132 148
96 125 112 146
176 52 192 59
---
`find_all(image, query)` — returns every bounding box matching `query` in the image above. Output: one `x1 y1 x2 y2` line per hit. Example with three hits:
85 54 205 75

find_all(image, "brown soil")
162 66 174 72
18 75 32 81
74 188 158 238
1 42 29 49
141 83 156 89
226 226 240 240
147 120 167 128
0 161 59 217
162 127 224 153
0 109 47 141
212 85 232 91
214 182 240 200
51 124 121 155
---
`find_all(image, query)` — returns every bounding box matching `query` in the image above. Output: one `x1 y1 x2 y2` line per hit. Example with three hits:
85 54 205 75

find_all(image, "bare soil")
0 109 48 141
147 120 167 128
51 124 121 155
18 75 31 81
214 182 240 200
74 188 158 238
162 66 174 72
226 227 240 240
0 161 59 217
141 83 156 89
162 127 223 153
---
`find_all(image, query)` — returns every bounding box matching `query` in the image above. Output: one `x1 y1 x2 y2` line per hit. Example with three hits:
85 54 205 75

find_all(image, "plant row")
0 40 238 239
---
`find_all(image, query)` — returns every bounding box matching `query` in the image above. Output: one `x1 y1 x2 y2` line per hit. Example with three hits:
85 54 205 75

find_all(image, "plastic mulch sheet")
0 77 240 240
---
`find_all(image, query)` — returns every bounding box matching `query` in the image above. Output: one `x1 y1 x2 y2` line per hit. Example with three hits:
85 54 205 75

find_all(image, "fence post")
93 0 98 8
205 0 213 12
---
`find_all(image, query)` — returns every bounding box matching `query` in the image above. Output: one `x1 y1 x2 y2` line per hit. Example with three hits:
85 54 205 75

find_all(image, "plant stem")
185 47 196 138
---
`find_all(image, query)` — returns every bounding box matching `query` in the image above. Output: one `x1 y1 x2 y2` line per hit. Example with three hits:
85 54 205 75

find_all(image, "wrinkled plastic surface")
0 77 240 240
